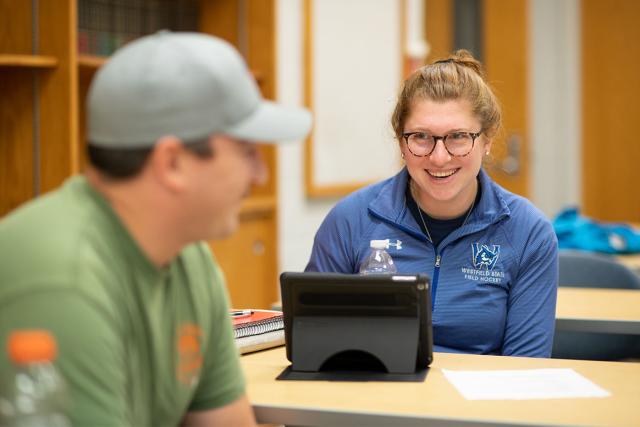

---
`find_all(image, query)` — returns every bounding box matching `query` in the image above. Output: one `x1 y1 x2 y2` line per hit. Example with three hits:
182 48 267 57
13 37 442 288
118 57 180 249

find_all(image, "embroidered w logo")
472 243 501 270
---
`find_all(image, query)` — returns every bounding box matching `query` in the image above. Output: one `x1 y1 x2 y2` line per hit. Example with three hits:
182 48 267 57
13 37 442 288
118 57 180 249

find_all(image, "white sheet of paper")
442 368 611 400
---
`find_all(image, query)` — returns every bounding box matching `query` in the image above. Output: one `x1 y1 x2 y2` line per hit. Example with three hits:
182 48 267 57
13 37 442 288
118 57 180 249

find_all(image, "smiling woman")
305 50 559 358
403 98 484 220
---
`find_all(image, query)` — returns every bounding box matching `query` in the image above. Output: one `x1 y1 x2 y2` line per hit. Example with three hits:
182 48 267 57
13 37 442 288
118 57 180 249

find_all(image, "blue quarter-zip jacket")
305 168 558 357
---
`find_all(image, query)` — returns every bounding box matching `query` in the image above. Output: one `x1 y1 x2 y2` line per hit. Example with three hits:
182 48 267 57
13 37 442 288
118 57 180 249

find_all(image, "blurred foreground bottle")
0 330 70 427
359 239 398 274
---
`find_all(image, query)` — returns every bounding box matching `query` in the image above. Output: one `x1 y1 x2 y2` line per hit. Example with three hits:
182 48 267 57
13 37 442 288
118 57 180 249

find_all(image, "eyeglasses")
402 131 482 157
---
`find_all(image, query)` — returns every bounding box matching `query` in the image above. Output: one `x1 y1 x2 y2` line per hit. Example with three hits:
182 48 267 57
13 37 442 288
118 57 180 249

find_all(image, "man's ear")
148 136 189 193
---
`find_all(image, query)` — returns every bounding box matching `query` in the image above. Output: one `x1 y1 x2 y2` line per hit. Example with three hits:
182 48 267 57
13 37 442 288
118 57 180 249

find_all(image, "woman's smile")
426 168 460 179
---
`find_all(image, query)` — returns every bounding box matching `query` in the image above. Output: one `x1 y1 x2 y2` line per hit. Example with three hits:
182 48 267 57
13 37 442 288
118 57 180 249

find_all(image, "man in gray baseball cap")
0 31 311 426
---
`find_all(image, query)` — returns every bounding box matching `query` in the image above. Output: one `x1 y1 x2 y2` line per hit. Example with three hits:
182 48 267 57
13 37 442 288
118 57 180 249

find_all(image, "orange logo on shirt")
177 323 203 387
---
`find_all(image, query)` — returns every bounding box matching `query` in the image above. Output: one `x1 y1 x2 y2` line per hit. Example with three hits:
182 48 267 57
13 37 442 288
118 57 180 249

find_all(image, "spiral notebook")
231 309 284 338
231 309 285 354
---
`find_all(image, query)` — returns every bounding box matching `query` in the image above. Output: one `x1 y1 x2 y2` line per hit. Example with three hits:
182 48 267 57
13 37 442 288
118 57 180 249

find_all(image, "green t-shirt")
0 176 245 426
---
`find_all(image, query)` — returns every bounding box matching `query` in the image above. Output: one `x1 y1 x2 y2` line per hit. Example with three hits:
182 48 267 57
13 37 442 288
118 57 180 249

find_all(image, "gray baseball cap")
88 31 312 148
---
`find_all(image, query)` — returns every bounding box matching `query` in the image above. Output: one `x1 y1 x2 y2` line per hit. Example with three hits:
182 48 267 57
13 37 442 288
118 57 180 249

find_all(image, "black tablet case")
278 272 433 381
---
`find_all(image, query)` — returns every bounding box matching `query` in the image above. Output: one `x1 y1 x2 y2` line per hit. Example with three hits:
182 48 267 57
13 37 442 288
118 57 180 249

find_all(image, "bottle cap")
370 239 389 249
7 330 58 364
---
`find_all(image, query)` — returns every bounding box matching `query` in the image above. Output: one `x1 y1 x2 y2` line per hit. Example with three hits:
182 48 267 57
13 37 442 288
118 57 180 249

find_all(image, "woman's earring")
401 152 405 159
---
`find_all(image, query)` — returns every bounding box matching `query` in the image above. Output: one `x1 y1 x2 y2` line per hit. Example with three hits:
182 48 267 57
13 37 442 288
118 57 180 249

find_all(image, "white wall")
310 0 401 187
529 0 581 217
276 0 337 272
276 0 582 273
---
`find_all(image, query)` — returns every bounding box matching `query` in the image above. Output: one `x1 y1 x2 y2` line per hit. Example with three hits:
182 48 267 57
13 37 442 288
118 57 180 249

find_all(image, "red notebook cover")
231 309 282 327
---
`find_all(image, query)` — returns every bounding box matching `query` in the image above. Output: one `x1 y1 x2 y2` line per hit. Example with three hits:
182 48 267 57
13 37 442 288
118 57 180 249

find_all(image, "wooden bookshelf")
77 54 108 69
1 0 280 310
240 196 277 216
0 0 78 215
0 54 58 68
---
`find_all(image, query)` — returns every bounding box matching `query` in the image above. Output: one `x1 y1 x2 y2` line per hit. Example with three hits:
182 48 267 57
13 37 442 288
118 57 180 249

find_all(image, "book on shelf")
231 309 284 355
77 0 199 56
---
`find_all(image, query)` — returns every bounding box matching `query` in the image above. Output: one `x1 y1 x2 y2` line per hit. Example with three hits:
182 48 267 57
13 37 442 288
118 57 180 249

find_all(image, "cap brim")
223 100 312 143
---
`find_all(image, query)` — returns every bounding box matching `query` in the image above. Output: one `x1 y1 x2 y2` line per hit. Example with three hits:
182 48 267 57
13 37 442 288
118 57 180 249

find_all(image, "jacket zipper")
367 207 487 312
431 252 442 311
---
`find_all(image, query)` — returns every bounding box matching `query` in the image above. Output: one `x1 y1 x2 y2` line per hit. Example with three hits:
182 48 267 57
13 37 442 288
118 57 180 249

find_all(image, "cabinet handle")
253 240 265 256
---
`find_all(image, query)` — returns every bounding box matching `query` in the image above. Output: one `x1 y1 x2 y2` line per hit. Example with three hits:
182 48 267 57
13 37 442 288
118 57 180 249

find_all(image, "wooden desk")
242 347 640 427
556 287 640 334
618 253 640 273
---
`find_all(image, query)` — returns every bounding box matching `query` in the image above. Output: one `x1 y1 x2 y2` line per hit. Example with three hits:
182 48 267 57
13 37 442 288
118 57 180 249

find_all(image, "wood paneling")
582 0 640 222
245 0 277 199
209 212 278 309
0 55 58 67
0 70 35 216
482 0 529 197
425 0 453 62
199 0 239 46
77 66 97 170
246 0 275 100
0 0 32 54
302 0 314 197
1 1 36 216
77 55 107 170
38 0 79 193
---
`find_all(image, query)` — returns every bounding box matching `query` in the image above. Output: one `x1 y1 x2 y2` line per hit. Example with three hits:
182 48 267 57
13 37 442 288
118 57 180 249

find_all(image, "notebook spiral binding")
234 317 284 339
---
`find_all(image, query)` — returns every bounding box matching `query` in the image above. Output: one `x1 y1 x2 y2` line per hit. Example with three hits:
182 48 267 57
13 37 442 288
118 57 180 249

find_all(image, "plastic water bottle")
0 330 71 427
359 239 398 274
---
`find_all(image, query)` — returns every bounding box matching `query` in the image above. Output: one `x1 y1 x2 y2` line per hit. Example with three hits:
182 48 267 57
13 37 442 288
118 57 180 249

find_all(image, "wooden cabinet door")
581 0 640 222
209 211 278 309
482 0 529 198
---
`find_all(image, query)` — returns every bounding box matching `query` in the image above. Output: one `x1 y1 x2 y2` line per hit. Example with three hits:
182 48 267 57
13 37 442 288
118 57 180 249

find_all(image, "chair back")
552 250 640 360
558 250 640 289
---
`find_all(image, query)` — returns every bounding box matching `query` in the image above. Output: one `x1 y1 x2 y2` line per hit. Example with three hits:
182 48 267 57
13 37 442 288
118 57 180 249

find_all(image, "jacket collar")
368 167 511 237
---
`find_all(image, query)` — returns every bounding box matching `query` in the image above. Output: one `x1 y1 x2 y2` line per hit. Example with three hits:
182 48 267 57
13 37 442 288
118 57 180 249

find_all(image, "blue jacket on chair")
553 207 640 254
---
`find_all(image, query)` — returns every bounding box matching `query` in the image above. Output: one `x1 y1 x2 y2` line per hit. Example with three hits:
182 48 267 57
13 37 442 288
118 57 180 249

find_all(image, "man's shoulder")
0 177 124 295
0 176 95 237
